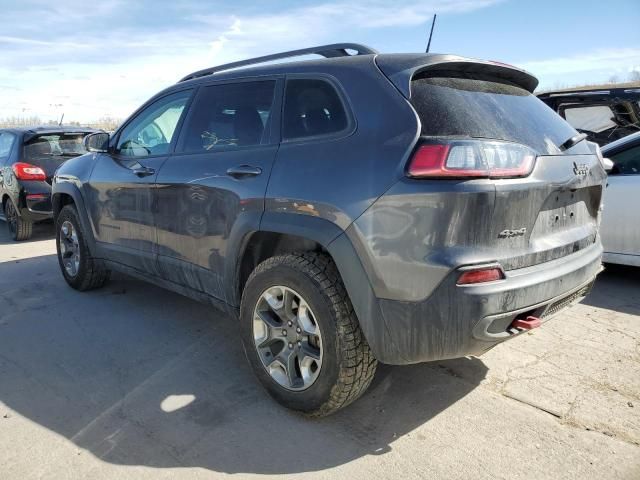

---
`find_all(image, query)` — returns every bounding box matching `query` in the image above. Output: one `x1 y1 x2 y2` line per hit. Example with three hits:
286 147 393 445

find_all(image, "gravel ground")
1 222 638 479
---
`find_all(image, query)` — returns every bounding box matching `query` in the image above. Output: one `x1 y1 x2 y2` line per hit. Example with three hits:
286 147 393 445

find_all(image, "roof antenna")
426 14 437 53
58 113 64 126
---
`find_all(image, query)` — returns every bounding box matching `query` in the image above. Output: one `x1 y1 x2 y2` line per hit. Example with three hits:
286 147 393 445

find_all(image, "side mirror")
84 132 110 153
602 157 614 173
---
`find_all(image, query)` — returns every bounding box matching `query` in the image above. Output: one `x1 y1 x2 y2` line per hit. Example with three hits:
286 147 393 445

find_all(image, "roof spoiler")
22 128 97 143
180 43 378 83
376 54 539 98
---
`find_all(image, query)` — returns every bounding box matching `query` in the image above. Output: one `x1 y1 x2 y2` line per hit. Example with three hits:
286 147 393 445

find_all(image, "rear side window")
411 74 586 155
283 79 348 140
0 132 16 163
179 80 276 152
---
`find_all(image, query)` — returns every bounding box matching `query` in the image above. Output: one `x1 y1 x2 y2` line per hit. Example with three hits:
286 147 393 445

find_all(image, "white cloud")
518 48 640 76
0 0 502 122
516 48 640 90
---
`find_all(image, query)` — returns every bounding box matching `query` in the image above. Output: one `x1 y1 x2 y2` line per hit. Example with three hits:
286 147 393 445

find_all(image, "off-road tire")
240 252 377 417
56 204 110 291
5 198 32 241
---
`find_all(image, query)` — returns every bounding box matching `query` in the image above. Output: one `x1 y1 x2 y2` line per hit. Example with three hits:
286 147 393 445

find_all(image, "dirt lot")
1 222 639 480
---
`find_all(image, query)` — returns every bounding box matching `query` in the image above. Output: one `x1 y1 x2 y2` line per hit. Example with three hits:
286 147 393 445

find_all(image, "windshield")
24 133 88 161
410 74 591 155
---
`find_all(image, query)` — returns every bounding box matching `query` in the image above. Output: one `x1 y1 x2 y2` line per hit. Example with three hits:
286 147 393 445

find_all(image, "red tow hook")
511 316 542 330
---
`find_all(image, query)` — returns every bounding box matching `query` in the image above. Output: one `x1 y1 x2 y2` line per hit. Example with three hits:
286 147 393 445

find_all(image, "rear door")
154 78 282 302
601 141 640 261
85 89 192 272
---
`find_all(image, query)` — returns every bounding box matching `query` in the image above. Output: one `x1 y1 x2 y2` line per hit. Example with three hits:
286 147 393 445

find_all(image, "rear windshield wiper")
44 152 84 157
558 133 588 152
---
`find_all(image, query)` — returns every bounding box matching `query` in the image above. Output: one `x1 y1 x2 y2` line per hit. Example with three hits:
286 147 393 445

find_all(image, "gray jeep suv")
52 43 607 416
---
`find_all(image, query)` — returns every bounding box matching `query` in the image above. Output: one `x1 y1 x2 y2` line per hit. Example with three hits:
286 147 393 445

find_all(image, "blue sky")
0 0 638 122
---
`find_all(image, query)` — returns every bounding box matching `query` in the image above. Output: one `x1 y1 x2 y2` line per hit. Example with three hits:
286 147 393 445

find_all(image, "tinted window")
117 90 191 157
411 74 588 155
22 133 89 175
24 133 87 161
0 132 16 164
610 144 640 175
283 79 348 140
180 81 275 152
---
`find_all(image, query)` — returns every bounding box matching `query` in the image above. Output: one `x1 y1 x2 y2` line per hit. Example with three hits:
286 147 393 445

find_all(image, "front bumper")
375 242 603 364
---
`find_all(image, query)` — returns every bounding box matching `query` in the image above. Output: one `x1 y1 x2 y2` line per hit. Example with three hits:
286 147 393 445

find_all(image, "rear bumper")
374 242 603 364
19 181 53 222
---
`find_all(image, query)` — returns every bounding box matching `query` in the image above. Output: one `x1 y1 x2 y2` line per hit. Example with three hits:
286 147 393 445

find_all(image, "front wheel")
55 204 110 291
240 252 377 416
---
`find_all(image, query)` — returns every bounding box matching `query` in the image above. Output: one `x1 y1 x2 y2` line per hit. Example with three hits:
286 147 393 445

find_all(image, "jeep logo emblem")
498 228 527 238
573 162 589 177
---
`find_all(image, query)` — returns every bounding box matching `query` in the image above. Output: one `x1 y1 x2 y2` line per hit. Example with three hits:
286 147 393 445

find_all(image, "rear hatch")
379 58 607 270
23 132 90 183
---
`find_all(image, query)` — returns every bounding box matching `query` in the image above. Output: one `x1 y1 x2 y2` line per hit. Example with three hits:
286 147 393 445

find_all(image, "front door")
154 78 281 302
85 89 192 272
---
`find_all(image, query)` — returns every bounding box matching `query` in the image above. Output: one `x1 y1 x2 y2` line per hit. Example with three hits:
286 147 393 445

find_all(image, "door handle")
226 165 262 178
132 166 155 178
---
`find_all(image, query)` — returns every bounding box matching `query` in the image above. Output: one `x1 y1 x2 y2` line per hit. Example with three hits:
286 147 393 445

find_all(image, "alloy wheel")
59 220 80 277
253 286 323 391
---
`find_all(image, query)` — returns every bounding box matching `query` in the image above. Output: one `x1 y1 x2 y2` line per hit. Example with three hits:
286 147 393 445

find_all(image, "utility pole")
426 14 437 53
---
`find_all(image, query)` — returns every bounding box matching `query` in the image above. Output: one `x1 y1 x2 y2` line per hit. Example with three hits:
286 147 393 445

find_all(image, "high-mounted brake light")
408 140 536 179
12 162 47 181
457 267 505 285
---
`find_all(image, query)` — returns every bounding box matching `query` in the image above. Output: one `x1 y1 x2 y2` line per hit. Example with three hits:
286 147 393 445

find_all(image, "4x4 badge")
498 228 527 238
573 162 589 177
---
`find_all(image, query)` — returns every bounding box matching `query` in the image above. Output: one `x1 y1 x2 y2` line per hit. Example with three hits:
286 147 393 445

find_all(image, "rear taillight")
408 140 536 179
457 267 505 285
12 162 47 181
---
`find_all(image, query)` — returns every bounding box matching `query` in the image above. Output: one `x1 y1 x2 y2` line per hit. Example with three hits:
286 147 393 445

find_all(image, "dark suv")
52 44 607 416
0 126 95 240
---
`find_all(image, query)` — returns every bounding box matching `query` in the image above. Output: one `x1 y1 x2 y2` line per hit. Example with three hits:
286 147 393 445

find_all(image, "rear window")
24 133 88 161
563 105 616 133
410 75 587 155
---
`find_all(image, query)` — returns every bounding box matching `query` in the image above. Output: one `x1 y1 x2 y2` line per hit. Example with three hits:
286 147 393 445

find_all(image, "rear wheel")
56 204 110 291
240 252 377 416
4 198 32 241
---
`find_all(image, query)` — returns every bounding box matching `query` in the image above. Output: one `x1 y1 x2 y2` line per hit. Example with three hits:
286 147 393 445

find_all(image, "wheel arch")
230 212 344 308
52 183 97 253
230 212 402 363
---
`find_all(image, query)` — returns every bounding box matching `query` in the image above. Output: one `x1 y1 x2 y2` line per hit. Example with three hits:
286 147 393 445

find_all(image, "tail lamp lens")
408 140 536 178
12 162 47 181
457 267 505 285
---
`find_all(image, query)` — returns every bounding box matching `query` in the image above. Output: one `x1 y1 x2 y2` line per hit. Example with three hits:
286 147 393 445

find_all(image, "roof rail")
179 43 378 82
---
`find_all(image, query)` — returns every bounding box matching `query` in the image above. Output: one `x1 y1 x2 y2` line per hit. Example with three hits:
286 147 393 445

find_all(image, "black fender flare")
52 182 97 254
228 211 404 363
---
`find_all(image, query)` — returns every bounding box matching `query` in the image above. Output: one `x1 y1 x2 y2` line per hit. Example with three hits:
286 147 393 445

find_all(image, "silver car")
601 131 640 266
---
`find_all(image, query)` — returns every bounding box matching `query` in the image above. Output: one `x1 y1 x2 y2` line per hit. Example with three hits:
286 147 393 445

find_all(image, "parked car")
601 131 640 266
0 126 96 240
537 83 640 147
52 44 607 416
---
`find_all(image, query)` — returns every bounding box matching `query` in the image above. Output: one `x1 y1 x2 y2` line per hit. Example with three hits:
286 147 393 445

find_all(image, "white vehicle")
601 131 640 266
